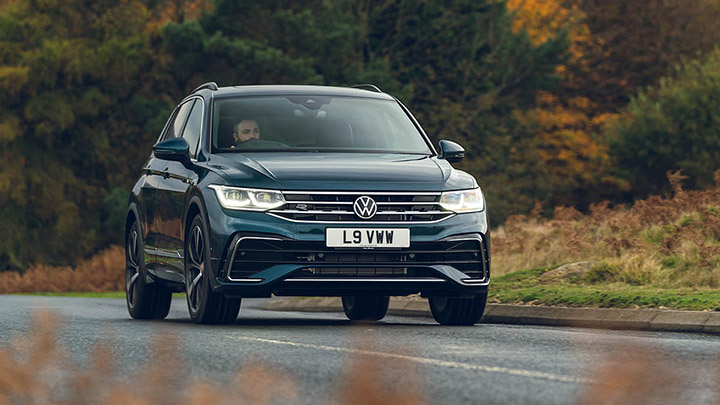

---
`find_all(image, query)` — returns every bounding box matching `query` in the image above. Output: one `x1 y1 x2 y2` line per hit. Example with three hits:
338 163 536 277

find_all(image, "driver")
232 118 260 146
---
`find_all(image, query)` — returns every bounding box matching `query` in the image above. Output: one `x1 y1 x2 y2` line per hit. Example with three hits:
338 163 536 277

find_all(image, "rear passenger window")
182 101 203 157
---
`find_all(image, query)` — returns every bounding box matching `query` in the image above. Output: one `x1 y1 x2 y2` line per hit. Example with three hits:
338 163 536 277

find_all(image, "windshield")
212 95 432 154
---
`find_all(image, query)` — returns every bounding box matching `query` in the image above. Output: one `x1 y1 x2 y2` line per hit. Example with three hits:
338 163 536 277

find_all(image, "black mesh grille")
270 192 454 222
228 238 488 280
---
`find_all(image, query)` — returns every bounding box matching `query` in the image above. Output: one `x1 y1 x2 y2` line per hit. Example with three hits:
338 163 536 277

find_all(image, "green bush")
608 48 720 198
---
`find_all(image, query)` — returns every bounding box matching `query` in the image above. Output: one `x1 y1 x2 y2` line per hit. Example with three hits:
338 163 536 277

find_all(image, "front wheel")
185 215 241 324
342 296 390 321
429 292 487 326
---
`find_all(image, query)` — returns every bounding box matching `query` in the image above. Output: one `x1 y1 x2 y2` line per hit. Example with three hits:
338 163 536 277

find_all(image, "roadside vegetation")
0 247 123 294
491 171 720 310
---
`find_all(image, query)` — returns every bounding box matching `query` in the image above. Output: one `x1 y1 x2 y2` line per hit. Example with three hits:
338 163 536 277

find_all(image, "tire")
125 220 172 320
429 292 487 326
342 296 390 321
185 215 241 324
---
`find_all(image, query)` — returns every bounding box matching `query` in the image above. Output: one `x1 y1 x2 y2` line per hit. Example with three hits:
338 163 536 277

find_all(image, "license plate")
326 228 410 248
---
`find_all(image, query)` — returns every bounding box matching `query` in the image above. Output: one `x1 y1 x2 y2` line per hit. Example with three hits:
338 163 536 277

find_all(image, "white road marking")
226 335 589 384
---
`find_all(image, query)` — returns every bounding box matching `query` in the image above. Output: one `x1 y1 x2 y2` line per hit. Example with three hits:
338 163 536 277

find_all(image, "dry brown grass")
492 171 720 287
0 311 426 404
0 246 124 294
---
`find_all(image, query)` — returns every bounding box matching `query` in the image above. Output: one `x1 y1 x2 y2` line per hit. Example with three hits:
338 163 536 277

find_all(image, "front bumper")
204 191 490 298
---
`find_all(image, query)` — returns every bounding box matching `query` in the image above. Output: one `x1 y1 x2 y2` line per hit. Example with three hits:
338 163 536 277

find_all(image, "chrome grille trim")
269 209 450 215
287 201 353 205
282 190 441 196
267 212 455 224
374 201 439 205
273 190 453 223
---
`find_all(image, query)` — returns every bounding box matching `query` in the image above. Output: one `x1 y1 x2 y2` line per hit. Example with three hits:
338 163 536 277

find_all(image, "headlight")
208 185 285 210
439 188 485 213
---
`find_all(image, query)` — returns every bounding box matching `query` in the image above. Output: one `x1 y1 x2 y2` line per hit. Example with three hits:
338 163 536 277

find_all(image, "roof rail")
192 82 219 93
351 84 382 93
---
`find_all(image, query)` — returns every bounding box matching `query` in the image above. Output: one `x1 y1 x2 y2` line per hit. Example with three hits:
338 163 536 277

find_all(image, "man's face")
234 120 260 143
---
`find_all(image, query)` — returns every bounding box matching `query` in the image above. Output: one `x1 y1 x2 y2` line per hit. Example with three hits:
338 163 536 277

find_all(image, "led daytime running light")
439 188 485 213
209 185 285 210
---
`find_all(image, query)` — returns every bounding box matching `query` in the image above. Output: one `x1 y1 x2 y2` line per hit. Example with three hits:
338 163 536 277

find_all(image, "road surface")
0 295 718 404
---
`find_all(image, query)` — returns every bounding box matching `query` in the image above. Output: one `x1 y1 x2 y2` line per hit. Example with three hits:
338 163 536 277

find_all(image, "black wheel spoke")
126 272 139 304
128 230 139 267
187 225 205 313
188 271 202 310
189 226 205 266
126 229 140 308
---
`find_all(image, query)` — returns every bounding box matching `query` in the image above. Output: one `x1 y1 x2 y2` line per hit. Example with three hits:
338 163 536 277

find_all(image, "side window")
182 100 203 158
162 100 195 141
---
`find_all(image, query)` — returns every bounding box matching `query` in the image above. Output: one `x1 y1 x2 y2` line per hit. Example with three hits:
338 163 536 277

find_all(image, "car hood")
208 152 476 191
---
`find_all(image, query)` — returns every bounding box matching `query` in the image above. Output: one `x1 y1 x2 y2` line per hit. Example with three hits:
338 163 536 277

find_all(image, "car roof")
194 84 396 101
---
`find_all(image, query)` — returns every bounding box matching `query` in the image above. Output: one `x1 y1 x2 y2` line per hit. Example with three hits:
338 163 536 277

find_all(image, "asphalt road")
1 295 719 404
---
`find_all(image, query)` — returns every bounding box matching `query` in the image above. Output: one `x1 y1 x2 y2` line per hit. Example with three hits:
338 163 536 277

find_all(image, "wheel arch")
183 190 211 249
184 190 222 283
125 200 141 244
125 199 156 284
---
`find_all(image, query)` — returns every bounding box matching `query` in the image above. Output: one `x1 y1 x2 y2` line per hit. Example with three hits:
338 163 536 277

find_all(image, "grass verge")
490 268 720 311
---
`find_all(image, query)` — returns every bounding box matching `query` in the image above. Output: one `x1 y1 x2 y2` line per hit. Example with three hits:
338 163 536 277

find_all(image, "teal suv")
125 83 490 325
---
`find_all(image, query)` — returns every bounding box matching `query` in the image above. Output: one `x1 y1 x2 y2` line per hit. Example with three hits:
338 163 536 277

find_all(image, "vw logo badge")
353 196 377 219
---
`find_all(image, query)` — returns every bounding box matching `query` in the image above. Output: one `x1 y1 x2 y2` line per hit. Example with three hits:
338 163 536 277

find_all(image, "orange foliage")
507 0 618 196
520 92 617 188
0 246 124 294
508 0 590 61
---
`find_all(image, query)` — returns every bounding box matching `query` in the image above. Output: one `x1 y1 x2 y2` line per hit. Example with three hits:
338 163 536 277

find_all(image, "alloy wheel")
125 228 140 309
186 225 205 313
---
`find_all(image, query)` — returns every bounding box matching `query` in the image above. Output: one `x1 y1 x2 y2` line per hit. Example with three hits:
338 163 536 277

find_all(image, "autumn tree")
505 0 720 210
572 0 720 112
506 0 621 209
0 0 168 270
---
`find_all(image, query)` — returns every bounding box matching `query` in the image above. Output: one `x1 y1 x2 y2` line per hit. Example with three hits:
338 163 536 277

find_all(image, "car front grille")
268 191 454 223
227 237 488 281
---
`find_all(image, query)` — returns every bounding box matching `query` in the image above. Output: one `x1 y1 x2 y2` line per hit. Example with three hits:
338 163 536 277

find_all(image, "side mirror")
153 137 191 164
438 140 465 163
